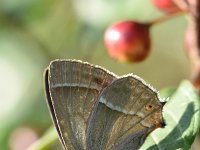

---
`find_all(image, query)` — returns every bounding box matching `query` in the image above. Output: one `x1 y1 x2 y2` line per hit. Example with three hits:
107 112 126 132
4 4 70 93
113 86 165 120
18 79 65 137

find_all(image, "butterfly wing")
44 60 117 150
86 75 165 150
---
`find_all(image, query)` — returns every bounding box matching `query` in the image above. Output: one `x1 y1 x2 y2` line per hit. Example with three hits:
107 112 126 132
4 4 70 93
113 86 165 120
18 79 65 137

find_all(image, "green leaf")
140 80 200 150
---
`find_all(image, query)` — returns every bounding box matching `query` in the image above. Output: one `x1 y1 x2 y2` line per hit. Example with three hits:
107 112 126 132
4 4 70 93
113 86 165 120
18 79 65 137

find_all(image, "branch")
184 0 200 91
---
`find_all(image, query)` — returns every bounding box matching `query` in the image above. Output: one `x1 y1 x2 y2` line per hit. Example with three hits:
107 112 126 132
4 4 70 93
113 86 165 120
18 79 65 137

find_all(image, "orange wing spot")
145 103 154 111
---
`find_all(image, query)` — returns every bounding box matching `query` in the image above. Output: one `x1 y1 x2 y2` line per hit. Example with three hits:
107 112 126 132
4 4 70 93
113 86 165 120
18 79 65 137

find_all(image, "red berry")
152 0 180 13
104 21 151 62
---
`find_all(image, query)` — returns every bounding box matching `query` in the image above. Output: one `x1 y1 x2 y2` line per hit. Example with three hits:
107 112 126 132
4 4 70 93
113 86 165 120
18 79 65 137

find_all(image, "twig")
184 0 200 92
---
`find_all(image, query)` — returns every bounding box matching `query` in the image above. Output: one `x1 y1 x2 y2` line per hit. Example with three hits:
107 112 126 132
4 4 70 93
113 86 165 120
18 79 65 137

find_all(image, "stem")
196 1 200 50
149 11 185 26
185 0 200 91
173 0 189 11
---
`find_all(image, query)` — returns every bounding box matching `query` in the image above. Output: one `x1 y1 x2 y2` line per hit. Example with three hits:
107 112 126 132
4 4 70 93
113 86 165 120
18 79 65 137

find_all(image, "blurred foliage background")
0 0 195 149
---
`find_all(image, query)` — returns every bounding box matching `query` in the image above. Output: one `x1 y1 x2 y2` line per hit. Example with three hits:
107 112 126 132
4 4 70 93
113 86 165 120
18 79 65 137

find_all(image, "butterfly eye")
145 103 154 111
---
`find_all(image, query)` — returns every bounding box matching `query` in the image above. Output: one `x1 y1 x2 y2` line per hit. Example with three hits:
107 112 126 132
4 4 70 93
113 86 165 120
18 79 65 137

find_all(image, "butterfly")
44 59 165 150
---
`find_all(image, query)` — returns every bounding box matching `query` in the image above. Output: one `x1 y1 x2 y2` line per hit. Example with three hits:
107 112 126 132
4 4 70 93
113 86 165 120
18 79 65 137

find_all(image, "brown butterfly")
44 59 165 150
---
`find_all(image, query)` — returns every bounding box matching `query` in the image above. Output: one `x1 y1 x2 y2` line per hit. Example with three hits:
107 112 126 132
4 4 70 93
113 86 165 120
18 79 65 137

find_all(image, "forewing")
86 75 165 150
45 60 117 150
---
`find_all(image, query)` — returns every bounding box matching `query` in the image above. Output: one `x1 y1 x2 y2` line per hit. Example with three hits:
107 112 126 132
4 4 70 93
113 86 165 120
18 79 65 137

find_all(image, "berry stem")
149 11 185 26
173 0 189 11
